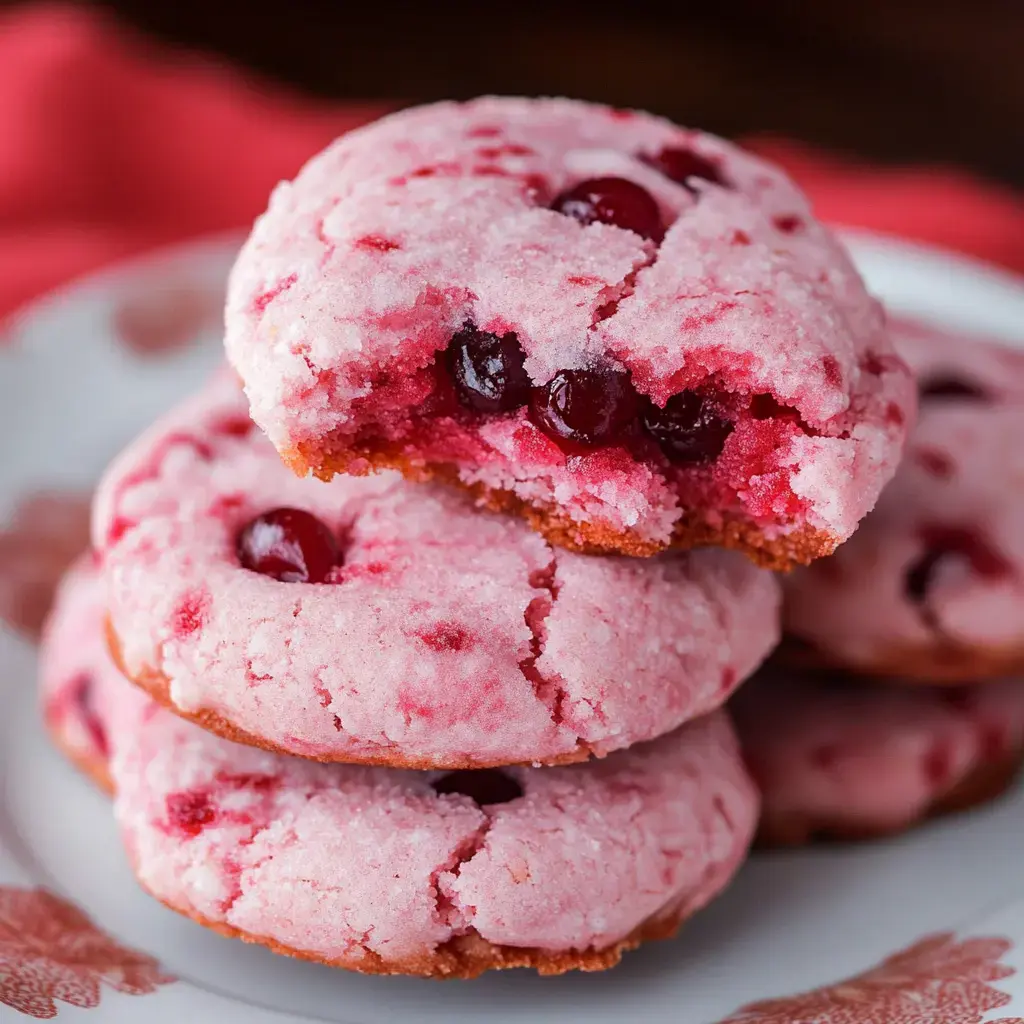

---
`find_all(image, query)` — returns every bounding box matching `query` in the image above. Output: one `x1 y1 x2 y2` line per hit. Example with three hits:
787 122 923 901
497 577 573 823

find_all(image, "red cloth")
0 3 1021 324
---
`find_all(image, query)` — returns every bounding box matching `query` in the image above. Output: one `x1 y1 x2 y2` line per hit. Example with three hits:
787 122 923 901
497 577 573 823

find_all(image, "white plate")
2 232 1024 1023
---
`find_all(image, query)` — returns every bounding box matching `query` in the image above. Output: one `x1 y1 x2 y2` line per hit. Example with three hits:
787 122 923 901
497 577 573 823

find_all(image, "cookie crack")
518 554 570 730
589 244 658 329
431 814 495 936
219 817 284 918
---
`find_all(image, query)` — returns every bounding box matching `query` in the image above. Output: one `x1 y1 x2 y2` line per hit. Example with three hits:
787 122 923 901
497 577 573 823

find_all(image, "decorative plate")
2 232 1024 1023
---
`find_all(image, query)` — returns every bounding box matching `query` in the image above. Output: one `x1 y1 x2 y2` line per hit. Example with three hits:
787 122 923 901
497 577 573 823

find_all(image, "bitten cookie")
93 372 780 768
733 670 1024 846
784 324 1024 682
224 97 913 568
41 558 759 979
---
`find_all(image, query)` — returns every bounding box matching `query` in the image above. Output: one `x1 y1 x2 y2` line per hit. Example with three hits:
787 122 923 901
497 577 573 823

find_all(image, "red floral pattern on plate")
113 279 221 355
718 931 1023 1024
0 886 173 1019
0 492 91 640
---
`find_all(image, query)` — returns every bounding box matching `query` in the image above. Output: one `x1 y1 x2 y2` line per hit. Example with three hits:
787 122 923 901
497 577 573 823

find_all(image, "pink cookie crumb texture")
92 372 780 768
225 97 913 563
41 558 758 973
784 324 1024 680
733 671 1024 841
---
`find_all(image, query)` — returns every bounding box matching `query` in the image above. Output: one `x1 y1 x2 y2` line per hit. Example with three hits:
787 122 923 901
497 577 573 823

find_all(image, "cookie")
891 316 1024 403
93 372 780 769
783 325 1024 682
41 559 759 979
224 97 913 568
40 556 112 792
732 670 1024 846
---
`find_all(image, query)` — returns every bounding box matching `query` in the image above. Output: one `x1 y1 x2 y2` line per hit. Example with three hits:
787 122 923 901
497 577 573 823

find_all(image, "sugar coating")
734 671 1024 836
93 373 780 767
784 326 1024 676
41 559 758 968
225 96 913 555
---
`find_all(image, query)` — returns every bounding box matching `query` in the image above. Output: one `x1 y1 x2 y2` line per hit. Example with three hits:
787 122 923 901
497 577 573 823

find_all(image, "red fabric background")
0 2 1021 324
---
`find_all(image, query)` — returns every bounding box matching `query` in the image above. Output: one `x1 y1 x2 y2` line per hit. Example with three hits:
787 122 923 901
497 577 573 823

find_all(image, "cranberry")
919 375 989 401
445 324 530 413
644 147 730 191
166 791 216 836
905 525 1010 603
70 673 108 759
530 366 638 447
432 769 523 806
237 508 340 583
551 177 663 241
642 391 734 464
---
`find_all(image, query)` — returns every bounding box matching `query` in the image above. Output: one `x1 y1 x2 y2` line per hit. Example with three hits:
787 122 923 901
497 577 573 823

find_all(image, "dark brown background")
25 1 1024 185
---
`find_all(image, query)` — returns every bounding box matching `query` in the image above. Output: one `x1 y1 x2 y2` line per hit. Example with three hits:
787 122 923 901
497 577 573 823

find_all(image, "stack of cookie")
735 319 1024 844
40 97 915 977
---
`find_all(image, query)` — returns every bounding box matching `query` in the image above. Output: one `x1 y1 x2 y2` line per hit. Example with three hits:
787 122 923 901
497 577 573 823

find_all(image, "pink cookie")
41 559 758 978
891 317 1024 403
224 97 913 569
93 372 780 768
733 670 1024 846
784 324 1024 682
40 556 112 791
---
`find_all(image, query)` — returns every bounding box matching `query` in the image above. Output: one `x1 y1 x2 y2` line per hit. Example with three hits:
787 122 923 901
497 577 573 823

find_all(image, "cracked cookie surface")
733 669 1024 846
41 559 759 977
224 97 913 567
93 373 780 767
783 324 1024 682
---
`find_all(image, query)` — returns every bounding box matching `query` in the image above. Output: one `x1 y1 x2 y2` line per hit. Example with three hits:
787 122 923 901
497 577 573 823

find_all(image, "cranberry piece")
904 548 946 603
70 673 108 759
642 391 734 464
644 147 730 191
432 769 523 806
530 366 638 447
919 375 989 401
905 525 1010 603
551 177 663 241
166 791 216 836
237 508 340 583
445 324 530 413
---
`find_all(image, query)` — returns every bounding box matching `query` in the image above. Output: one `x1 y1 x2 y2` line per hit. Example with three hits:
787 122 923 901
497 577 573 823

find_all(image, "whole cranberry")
237 508 340 583
551 177 663 241
530 366 638 447
644 147 730 192
445 324 530 413
642 391 734 464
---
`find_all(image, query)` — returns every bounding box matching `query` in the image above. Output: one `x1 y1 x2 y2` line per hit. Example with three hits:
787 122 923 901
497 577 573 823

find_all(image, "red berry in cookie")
70 673 109 759
530 366 638 447
642 391 734 464
551 177 663 241
644 146 730 190
445 323 530 413
236 508 340 583
904 525 1010 605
